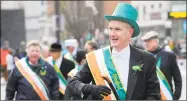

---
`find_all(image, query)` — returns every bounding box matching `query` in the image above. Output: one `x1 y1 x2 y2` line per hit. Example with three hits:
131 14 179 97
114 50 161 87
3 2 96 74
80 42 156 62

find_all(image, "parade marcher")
6 40 59 100
67 50 87 78
141 31 182 100
64 50 87 100
66 3 160 100
46 43 75 100
64 39 79 65
84 41 98 53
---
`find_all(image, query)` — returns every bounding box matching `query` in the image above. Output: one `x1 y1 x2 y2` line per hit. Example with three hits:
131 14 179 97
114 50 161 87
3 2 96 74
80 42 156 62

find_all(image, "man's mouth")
111 38 118 41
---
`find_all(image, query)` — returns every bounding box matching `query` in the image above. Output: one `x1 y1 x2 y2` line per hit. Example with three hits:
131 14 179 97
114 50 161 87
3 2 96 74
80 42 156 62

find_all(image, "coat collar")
127 45 144 99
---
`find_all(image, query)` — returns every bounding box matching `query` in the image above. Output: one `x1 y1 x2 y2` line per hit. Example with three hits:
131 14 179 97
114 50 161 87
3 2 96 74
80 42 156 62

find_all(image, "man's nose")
109 31 116 37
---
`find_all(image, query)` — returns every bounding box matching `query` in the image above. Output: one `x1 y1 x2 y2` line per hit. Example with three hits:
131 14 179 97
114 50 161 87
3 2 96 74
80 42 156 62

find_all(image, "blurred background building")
1 1 186 49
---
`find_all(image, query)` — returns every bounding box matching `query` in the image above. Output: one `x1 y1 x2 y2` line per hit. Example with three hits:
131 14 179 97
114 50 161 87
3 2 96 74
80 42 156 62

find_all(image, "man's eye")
108 28 112 31
115 28 120 31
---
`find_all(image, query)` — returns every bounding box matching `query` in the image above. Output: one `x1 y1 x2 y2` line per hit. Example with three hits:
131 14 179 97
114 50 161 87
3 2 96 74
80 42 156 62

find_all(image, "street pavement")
1 59 186 100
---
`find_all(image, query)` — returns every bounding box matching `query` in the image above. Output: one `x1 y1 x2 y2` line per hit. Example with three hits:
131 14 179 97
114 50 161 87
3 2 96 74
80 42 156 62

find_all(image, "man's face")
27 46 41 64
50 51 61 59
67 46 75 53
84 43 93 53
3 41 9 48
108 20 133 49
143 39 158 52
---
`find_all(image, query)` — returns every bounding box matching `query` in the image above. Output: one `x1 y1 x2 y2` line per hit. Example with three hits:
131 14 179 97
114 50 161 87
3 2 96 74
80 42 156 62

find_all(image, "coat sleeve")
145 55 161 100
67 62 93 98
49 65 59 100
170 54 182 100
5 67 18 100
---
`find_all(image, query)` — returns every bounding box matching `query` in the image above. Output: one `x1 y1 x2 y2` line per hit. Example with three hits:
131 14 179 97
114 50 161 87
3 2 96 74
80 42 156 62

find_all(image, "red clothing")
0 49 10 67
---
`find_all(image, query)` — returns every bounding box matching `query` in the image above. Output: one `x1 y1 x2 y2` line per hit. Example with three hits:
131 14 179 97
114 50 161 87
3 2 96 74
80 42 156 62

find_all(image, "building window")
151 4 154 9
143 6 146 14
143 6 146 20
159 3 162 9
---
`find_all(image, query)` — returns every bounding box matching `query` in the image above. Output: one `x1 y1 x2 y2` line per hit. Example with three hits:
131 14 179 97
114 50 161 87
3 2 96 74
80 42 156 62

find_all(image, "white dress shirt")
112 44 130 89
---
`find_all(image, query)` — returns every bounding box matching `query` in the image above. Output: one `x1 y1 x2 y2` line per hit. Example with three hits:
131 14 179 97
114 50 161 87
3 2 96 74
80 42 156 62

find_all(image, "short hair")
86 41 98 50
76 50 87 64
26 40 42 49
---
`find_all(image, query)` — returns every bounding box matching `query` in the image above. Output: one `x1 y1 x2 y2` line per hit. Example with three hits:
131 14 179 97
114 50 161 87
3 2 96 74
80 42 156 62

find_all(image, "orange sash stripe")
59 87 65 94
86 52 111 100
16 61 48 100
160 89 167 100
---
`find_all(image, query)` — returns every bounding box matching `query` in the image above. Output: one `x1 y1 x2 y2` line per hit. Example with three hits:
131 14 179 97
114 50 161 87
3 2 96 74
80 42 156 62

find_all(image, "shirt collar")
29 61 37 65
112 44 130 58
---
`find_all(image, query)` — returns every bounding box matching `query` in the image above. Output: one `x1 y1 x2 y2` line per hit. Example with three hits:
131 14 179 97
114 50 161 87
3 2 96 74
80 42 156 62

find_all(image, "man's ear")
129 28 134 38
127 28 134 40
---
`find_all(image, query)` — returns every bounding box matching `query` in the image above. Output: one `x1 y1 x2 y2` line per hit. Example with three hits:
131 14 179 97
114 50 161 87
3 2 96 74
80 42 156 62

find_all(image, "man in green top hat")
66 3 160 100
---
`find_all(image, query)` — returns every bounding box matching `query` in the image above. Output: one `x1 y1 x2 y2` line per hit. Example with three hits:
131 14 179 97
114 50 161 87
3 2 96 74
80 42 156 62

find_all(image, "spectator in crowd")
1 40 14 84
141 31 182 100
84 41 98 53
15 41 27 59
6 50 14 75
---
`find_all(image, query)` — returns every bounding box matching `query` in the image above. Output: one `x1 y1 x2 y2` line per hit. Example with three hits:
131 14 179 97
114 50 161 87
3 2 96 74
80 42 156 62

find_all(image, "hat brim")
50 48 62 52
141 36 158 41
104 15 140 38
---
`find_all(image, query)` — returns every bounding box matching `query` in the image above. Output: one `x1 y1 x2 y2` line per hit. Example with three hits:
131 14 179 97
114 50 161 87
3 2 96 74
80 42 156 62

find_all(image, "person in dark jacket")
141 31 182 100
64 50 87 100
6 40 59 100
46 43 75 100
66 3 160 100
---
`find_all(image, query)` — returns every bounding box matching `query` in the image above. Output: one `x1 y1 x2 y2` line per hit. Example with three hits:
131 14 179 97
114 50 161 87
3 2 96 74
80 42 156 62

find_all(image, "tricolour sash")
156 56 173 100
64 52 77 65
45 57 67 95
15 58 49 100
86 46 127 100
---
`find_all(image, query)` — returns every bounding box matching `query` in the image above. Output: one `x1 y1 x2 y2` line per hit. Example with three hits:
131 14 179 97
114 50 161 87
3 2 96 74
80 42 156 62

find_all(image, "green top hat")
104 3 140 38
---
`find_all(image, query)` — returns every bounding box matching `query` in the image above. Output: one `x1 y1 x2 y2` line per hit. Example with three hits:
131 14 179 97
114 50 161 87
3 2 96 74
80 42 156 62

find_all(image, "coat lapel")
126 45 143 99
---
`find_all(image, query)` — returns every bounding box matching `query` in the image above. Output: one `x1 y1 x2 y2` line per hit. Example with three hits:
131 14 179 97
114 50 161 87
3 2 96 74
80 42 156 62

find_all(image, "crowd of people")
0 3 184 100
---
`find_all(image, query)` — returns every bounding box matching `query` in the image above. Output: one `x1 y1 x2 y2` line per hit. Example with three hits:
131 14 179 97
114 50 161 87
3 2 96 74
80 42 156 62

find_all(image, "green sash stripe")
65 53 77 65
156 57 173 96
53 61 67 85
103 47 126 100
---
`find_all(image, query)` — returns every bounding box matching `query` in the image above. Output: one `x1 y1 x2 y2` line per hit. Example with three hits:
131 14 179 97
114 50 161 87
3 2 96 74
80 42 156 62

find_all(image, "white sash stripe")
94 49 116 100
59 80 66 90
158 77 173 100
19 58 49 100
